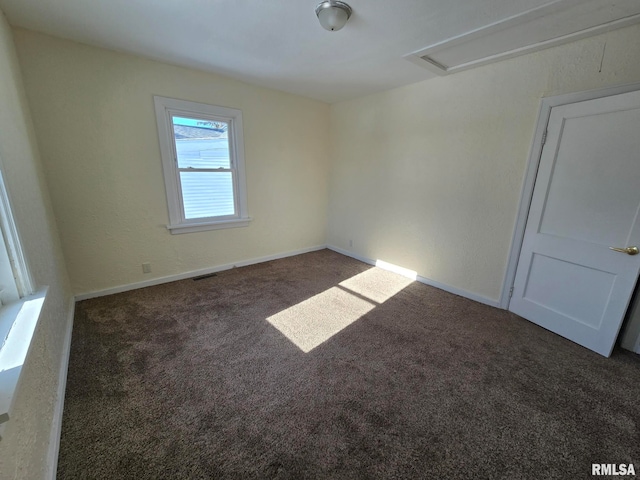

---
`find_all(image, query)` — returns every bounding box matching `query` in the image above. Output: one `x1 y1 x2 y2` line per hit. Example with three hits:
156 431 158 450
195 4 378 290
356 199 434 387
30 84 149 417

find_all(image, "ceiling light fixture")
315 1 352 32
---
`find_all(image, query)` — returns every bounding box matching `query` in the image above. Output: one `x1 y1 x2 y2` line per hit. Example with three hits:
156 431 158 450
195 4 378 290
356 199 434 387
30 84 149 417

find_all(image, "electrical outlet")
142 262 152 274
349 239 353 248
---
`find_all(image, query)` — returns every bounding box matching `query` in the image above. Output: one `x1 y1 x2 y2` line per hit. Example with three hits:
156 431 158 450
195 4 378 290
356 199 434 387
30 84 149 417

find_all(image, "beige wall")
13 29 331 296
328 24 640 302
0 11 73 480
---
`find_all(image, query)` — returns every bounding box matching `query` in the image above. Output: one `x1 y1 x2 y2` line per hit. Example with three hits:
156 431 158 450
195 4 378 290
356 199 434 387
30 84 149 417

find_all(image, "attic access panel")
405 0 640 76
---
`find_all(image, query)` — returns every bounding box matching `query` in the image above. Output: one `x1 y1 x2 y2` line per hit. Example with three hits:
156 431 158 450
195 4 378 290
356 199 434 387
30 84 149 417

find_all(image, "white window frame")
0 170 34 303
154 96 250 234
0 163 43 436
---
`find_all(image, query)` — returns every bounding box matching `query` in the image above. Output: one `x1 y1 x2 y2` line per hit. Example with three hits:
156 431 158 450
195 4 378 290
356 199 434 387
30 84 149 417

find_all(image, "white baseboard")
326 245 374 266
414 274 499 308
45 297 75 480
327 245 500 308
74 245 328 301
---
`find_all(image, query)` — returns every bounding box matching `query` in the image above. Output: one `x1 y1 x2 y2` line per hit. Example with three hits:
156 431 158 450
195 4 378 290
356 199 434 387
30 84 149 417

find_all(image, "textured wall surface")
328 24 640 302
13 29 331 296
0 11 73 480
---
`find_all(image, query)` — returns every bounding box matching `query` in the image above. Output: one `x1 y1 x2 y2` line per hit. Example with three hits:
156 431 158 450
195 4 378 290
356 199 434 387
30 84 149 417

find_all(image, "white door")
509 90 640 357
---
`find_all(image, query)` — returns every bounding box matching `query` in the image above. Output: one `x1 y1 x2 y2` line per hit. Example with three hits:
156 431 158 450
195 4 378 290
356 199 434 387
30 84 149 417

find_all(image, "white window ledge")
0 287 48 437
167 217 251 234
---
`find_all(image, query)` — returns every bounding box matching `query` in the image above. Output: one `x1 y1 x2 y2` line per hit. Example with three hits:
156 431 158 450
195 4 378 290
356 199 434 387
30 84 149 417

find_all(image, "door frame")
499 82 640 310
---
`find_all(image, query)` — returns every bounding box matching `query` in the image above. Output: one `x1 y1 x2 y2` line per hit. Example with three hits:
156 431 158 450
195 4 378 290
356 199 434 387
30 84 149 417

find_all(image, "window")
0 166 42 435
0 170 33 304
154 96 250 234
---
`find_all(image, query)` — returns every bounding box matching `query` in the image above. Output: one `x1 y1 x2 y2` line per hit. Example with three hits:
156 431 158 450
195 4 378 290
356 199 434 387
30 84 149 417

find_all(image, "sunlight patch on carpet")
267 264 414 352
340 265 414 304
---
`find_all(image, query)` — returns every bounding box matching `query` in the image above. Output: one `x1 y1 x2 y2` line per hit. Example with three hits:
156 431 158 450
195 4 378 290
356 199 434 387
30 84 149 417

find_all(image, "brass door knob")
609 246 639 255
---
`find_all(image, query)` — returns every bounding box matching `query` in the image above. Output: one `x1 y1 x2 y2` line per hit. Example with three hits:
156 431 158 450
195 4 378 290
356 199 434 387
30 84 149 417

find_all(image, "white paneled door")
510 90 640 357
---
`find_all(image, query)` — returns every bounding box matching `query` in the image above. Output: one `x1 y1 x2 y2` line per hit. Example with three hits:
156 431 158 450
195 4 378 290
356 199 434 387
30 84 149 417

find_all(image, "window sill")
0 287 48 436
167 217 252 235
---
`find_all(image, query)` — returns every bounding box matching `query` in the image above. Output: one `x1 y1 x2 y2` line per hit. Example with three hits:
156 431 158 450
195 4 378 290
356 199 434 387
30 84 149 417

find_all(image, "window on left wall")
0 170 33 305
0 165 43 434
154 96 251 234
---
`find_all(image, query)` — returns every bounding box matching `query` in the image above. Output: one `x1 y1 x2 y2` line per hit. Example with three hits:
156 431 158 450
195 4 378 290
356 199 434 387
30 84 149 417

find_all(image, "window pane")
180 172 235 219
172 116 230 169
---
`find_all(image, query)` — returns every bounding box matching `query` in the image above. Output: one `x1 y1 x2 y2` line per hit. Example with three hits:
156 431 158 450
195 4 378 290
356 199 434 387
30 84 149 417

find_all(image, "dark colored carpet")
58 249 640 479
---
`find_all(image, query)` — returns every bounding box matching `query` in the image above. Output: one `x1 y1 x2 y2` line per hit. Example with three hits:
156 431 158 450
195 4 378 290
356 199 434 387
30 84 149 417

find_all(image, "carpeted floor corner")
57 249 640 479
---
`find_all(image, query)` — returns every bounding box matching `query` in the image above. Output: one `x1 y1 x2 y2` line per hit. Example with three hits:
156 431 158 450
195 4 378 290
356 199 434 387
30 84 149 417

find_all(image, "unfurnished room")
0 0 639 479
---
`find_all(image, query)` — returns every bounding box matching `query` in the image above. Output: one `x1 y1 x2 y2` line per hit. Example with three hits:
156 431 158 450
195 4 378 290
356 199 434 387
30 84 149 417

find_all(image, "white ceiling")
0 0 628 103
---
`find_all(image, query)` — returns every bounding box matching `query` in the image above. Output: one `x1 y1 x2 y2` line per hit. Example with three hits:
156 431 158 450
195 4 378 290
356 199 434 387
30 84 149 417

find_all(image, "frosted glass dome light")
315 1 352 32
